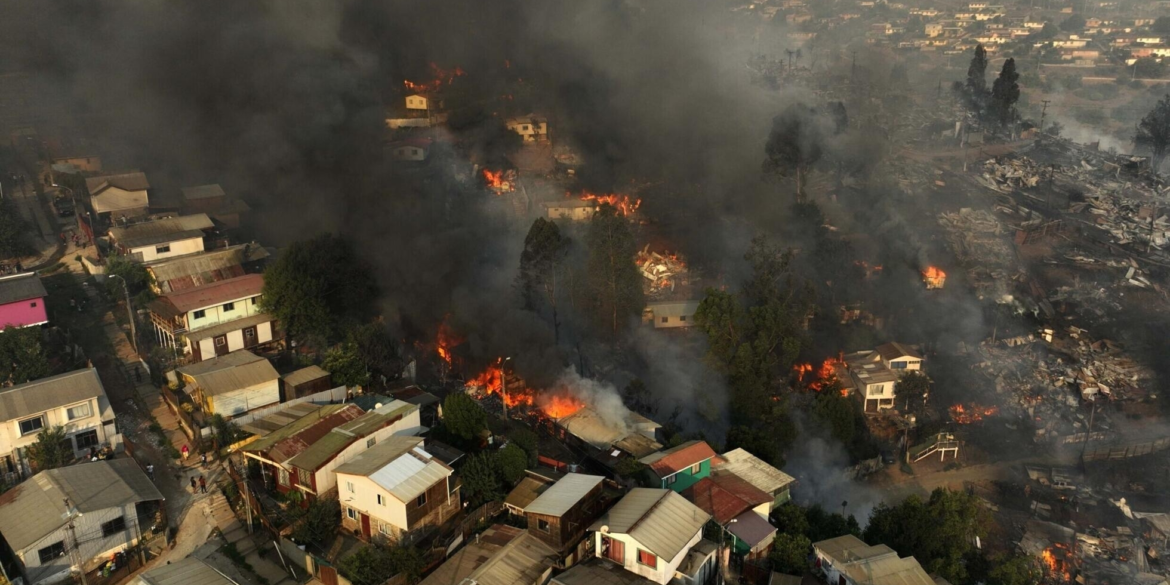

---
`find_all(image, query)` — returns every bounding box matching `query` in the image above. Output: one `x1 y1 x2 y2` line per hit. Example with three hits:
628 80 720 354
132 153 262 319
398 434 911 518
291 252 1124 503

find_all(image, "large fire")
572 191 642 216
922 266 946 289
540 394 585 419
403 63 465 94
949 403 999 424
482 169 515 193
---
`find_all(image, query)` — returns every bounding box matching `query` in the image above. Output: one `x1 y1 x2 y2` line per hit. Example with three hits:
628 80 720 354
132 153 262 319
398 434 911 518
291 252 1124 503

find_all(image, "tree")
586 204 644 336
321 342 371 388
518 218 570 343
442 393 487 443
290 497 341 548
895 371 931 415
508 428 540 467
1137 94 1170 176
27 426 71 471
261 234 379 342
1060 14 1086 32
0 327 50 385
495 443 528 485
988 554 1041 585
461 452 502 506
990 58 1020 126
864 489 990 584
764 103 825 200
339 545 423 585
965 44 989 110
0 199 32 260
770 533 811 575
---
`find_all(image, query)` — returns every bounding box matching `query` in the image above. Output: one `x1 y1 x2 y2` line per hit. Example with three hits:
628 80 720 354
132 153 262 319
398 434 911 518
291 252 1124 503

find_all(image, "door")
361 513 371 539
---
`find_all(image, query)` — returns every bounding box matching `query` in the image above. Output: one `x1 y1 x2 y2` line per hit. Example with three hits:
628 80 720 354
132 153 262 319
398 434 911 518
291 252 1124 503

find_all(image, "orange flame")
541 394 585 419
571 191 642 216
922 266 946 289
949 403 998 424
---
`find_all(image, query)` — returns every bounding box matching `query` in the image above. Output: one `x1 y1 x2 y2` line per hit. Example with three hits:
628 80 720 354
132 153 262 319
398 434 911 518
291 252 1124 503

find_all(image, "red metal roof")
160 273 263 313
683 474 772 525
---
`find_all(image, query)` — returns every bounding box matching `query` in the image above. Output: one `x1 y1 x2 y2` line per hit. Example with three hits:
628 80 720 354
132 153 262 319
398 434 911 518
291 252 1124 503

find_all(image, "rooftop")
0 459 164 552
152 273 264 316
0 272 47 305
524 473 604 517
334 436 451 502
0 368 108 422
179 350 279 397
639 440 717 478
590 488 710 561
108 214 213 248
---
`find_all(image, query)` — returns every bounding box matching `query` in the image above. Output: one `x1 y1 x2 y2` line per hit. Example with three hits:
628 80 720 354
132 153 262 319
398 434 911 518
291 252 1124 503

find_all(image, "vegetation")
27 426 71 470
1137 94 1170 175
289 497 341 548
0 199 32 259
864 488 990 584
339 544 424 585
442 392 488 443
518 218 570 343
0 327 50 385
261 234 379 343
585 204 644 336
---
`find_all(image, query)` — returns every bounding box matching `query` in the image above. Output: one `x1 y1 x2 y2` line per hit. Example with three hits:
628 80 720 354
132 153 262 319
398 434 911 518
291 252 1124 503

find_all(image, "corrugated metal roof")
464 532 555 585
155 273 264 314
133 557 240 585
524 473 604 517
0 272 47 305
590 488 710 561
0 459 163 551
109 214 213 248
715 448 795 495
179 350 278 397
334 437 451 502
639 440 717 478
0 368 106 421
180 184 226 201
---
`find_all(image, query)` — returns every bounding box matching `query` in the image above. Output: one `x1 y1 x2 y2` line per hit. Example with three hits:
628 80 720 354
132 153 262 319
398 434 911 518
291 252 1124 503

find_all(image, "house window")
637 549 658 569
18 416 44 436
298 468 312 485
193 309 206 319
156 245 171 254
377 494 385 506
75 430 99 450
367 437 376 448
101 516 127 537
347 481 355 493
417 492 428 507
38 541 66 564
215 336 226 347
278 469 290 487
67 402 92 420
690 463 701 474
661 316 668 323
223 302 235 312
346 507 357 521
891 361 907 369
537 518 550 533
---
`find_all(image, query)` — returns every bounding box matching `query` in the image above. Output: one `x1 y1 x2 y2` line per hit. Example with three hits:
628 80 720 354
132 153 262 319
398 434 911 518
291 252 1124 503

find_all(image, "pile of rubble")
635 246 691 298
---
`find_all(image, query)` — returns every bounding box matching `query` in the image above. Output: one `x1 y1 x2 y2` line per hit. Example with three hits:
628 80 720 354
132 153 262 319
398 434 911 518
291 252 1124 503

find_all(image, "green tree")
508 428 540 467
339 545 423 585
461 452 502 506
518 218 570 343
764 103 825 200
1137 94 1170 176
864 489 990 584
966 44 989 110
0 327 50 385
586 204 644 336
442 393 487 443
987 553 1041 585
895 371 932 415
261 234 379 342
321 342 371 388
27 426 71 471
770 533 811 575
495 443 528 485
0 199 32 260
290 497 341 548
990 58 1020 126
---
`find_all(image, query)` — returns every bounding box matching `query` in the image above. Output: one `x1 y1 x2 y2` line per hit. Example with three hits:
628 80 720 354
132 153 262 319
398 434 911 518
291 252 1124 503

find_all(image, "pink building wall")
0 298 48 328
